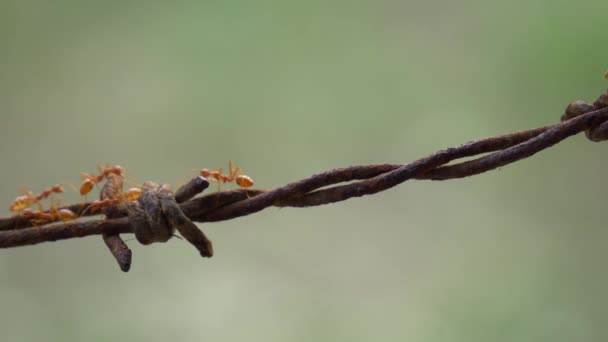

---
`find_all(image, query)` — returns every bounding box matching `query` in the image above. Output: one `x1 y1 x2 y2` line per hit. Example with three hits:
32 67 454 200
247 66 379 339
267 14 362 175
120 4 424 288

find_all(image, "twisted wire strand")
0 91 606 272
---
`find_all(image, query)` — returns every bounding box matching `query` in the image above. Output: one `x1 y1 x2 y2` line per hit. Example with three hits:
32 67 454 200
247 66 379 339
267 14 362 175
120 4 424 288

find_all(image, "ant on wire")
79 164 125 196
199 160 254 190
21 204 77 226
9 184 65 212
81 186 142 215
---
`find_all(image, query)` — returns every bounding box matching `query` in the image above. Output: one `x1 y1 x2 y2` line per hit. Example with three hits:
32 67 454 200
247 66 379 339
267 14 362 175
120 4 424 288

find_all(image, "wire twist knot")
562 90 608 142
127 180 213 257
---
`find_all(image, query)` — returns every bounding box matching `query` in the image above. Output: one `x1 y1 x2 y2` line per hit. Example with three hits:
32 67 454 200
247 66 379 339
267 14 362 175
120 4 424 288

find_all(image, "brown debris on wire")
1 89 607 272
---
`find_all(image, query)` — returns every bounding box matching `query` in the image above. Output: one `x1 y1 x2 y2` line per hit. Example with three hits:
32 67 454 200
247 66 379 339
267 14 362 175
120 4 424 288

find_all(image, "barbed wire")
1 89 607 272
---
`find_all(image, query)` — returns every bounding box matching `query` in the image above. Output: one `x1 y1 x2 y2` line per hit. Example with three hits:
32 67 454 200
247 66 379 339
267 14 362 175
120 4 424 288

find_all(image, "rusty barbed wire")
0 89 607 272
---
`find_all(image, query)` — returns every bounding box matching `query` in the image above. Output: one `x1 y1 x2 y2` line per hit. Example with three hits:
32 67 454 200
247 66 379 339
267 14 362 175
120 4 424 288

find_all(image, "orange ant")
9 184 64 212
21 205 77 225
199 160 254 190
82 187 142 215
80 164 125 196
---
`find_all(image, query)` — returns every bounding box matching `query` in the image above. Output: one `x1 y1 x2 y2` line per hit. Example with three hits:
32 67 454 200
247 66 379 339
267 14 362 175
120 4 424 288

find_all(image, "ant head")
51 184 64 193
200 169 211 177
111 165 125 175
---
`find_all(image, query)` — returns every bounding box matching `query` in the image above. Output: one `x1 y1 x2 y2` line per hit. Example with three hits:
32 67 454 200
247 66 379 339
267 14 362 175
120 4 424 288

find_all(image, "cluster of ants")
8 161 254 225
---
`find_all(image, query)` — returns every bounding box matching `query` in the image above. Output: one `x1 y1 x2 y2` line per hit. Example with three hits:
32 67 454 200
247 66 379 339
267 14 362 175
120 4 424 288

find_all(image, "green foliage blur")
1 1 607 341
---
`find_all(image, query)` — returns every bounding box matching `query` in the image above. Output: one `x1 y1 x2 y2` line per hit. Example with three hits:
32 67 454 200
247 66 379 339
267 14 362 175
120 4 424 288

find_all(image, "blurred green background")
1 1 607 341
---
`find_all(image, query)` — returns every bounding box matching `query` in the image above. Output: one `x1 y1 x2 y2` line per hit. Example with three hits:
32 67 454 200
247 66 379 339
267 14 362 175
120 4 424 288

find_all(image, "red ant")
199 160 254 190
80 164 125 196
21 205 77 225
82 187 142 215
9 184 64 212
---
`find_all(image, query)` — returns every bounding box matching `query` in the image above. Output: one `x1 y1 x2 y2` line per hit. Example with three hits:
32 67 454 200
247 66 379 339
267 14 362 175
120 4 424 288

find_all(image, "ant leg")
232 166 241 182
217 168 223 192
228 160 237 180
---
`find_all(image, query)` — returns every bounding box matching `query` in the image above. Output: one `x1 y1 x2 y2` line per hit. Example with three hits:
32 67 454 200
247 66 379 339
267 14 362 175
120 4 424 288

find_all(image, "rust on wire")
0 90 607 272
99 173 132 272
158 184 213 257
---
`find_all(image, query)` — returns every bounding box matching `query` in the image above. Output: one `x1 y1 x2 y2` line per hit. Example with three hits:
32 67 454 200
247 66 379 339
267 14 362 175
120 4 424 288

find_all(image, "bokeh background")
1 1 607 341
